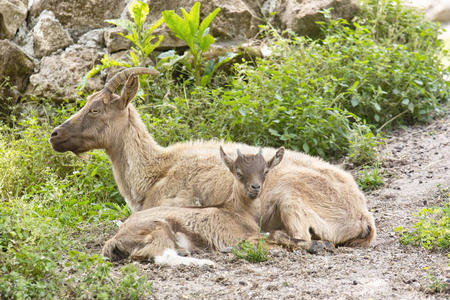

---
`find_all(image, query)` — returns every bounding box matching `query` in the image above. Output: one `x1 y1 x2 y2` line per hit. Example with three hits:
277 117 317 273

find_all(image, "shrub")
394 202 449 250
316 1 449 126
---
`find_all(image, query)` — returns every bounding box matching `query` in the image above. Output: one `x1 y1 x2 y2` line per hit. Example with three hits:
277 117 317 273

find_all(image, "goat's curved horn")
236 148 243 158
104 67 160 93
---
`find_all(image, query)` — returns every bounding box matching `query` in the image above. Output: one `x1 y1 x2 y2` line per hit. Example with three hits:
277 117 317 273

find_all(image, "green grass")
356 164 385 191
232 239 269 263
0 108 150 298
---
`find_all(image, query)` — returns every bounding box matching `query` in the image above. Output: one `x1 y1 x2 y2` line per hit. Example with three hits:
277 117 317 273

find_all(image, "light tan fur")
50 69 376 247
102 148 284 261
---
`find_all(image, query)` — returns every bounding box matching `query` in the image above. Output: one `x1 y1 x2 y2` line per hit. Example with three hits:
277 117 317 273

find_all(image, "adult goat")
50 68 376 247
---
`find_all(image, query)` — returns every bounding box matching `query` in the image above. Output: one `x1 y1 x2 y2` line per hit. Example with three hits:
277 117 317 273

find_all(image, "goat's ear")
118 75 139 109
267 147 285 169
220 146 234 171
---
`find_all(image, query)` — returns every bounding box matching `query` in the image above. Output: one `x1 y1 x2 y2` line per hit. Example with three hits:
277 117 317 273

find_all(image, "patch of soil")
109 114 449 299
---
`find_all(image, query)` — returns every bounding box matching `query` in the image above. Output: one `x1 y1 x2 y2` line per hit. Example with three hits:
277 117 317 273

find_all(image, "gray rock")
29 0 127 39
32 10 73 58
0 39 34 103
426 1 450 22
104 28 131 53
25 45 103 101
275 0 359 37
78 29 105 49
0 0 28 39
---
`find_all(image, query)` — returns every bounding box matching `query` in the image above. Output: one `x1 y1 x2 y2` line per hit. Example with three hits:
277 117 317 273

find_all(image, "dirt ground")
105 113 449 299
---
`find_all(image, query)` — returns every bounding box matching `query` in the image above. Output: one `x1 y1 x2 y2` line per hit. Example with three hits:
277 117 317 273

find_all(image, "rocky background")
0 0 448 104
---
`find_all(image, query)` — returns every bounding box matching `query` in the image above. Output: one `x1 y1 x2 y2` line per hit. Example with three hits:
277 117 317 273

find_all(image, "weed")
426 271 448 294
232 239 269 263
161 2 237 86
357 164 384 191
394 200 449 250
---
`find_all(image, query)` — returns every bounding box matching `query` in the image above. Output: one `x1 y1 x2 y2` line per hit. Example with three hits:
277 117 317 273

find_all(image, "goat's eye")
264 170 269 176
89 109 99 114
236 172 243 179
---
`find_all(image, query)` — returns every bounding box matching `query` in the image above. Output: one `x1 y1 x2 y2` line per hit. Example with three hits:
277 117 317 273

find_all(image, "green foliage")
161 2 236 86
347 122 383 165
0 199 150 299
0 104 147 299
394 201 449 250
426 271 449 294
316 2 449 126
356 164 384 191
232 239 269 263
79 0 163 90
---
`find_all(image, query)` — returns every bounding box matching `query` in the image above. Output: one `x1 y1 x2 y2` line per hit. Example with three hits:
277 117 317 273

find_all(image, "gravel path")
109 113 449 299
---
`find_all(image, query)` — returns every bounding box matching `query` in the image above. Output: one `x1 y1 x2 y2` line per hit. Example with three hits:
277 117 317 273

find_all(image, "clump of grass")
356 164 384 191
232 239 269 263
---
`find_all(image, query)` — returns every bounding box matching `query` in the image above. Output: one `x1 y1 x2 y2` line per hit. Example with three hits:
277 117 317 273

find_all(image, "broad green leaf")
129 0 149 28
303 142 310 153
351 97 359 107
268 128 280 137
198 34 215 52
373 102 381 112
401 98 409 105
162 11 195 49
408 102 415 112
199 7 220 36
186 3 200 38
105 19 135 33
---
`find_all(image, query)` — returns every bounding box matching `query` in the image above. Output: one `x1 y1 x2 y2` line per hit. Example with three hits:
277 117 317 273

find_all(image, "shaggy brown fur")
50 68 376 247
102 147 284 262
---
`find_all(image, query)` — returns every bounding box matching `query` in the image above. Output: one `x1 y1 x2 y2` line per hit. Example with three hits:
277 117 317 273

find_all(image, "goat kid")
50 68 376 248
101 147 284 266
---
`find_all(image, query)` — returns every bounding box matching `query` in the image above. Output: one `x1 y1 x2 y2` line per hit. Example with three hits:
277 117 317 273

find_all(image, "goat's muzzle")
49 126 77 153
247 185 261 199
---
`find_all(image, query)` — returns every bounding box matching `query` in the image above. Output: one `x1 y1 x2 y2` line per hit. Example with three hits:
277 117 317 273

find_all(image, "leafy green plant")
347 122 383 165
79 0 163 90
0 102 148 299
394 202 449 250
425 271 449 294
232 239 269 263
316 2 449 126
356 164 384 191
161 2 236 86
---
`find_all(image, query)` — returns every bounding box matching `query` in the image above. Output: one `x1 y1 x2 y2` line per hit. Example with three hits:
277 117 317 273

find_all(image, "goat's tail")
102 238 129 261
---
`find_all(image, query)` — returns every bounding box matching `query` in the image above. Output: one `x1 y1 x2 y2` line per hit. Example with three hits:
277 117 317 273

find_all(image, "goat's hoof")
177 249 190 257
307 240 335 254
220 246 233 253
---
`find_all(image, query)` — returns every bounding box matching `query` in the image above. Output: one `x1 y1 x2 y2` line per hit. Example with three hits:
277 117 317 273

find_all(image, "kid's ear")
268 147 285 169
220 146 234 171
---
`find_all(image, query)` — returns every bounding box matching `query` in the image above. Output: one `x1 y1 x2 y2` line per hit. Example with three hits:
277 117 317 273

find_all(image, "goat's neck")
223 182 258 220
105 105 164 211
